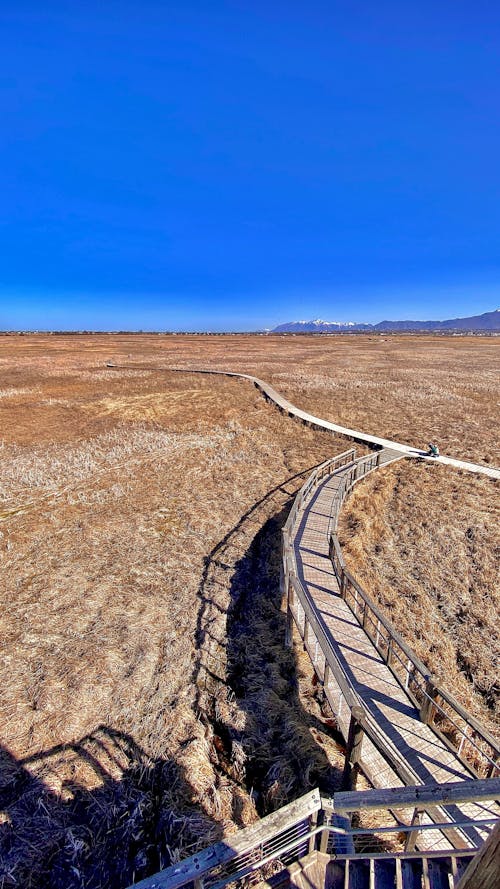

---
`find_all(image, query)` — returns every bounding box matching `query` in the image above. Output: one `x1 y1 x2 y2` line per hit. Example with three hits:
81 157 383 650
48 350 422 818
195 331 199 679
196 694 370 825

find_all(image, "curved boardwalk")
171 368 500 480
290 450 497 849
107 363 498 853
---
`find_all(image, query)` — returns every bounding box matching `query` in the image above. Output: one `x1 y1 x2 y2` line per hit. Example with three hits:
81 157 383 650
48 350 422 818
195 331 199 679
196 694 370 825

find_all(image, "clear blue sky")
1 1 500 331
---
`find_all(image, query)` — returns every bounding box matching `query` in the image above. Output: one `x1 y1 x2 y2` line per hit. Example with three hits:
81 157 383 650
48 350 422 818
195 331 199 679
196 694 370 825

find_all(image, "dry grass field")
0 335 352 889
0 333 498 887
107 331 499 466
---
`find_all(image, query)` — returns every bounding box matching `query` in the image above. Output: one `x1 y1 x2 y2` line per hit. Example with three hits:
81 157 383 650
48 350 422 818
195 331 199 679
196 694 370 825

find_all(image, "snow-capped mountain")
273 318 366 332
272 310 500 333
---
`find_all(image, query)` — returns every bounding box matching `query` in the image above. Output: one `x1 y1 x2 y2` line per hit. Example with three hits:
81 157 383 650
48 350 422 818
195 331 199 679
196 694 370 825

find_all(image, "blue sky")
1 2 500 331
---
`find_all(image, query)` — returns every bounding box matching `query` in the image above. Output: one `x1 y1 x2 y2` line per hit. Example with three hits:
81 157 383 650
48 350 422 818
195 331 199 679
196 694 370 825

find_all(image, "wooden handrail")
341 566 431 678
330 536 499 774
434 686 500 751
322 454 500 778
127 780 500 889
327 777 500 814
288 575 360 714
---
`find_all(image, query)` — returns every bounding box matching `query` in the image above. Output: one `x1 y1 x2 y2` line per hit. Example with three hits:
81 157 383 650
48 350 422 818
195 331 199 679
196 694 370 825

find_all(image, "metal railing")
128 781 500 889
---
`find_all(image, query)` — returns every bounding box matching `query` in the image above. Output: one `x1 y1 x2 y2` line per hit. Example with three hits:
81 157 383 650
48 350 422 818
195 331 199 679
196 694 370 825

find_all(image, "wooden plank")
455 822 500 889
341 707 365 790
290 457 499 798
329 778 500 814
286 456 499 852
288 575 359 712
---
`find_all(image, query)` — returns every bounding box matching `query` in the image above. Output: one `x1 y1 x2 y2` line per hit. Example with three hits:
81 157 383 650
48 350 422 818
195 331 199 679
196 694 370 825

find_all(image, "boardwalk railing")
282 448 499 786
327 462 500 781
282 449 356 546
129 780 500 889
282 451 433 788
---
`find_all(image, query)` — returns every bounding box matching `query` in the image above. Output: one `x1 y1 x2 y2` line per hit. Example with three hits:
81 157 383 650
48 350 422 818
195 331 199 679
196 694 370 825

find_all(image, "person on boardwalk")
427 442 439 457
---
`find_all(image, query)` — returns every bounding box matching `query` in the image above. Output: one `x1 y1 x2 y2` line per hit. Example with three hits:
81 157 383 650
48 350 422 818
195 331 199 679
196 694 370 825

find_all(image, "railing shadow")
192 463 346 820
1 464 346 887
0 726 221 889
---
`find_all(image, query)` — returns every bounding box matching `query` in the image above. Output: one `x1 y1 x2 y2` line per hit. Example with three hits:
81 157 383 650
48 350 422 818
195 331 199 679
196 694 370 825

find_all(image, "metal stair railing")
127 780 500 889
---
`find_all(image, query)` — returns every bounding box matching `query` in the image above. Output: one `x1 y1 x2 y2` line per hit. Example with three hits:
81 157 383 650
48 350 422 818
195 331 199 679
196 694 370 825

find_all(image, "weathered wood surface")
328 778 500 814
289 453 498 848
455 821 500 889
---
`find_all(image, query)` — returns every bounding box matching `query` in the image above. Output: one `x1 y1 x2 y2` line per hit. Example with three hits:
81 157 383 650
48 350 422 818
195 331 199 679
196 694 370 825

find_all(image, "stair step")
326 854 476 889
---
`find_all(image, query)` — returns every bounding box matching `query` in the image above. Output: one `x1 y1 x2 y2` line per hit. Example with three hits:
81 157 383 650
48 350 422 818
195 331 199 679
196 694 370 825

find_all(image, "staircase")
327 853 474 889
129 783 499 889
262 849 475 889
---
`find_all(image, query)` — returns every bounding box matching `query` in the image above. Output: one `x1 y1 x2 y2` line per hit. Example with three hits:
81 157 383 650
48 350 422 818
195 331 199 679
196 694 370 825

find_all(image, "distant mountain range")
272 309 500 333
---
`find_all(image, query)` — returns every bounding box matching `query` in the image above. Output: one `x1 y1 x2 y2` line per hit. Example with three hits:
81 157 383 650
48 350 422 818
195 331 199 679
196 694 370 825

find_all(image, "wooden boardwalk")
106 364 498 855
289 450 497 849
170 368 500 480
108 363 500 477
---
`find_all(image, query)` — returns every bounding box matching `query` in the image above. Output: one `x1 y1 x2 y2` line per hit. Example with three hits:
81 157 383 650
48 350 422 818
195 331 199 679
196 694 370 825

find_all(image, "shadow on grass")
193 463 344 818
1 464 343 888
0 726 221 889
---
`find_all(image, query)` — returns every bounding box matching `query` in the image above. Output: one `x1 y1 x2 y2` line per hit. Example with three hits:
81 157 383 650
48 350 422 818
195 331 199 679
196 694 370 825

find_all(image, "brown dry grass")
338 461 499 735
0 333 497 887
0 335 351 888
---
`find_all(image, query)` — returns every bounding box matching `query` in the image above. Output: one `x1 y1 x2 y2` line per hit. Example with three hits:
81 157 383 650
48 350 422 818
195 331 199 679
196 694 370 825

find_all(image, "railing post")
340 567 347 599
319 803 334 854
285 604 293 648
405 658 413 690
285 578 293 648
362 600 369 629
404 807 424 852
341 706 365 790
279 544 287 602
324 662 330 688
487 758 499 779
308 810 318 854
420 679 437 725
386 637 393 666
455 822 500 889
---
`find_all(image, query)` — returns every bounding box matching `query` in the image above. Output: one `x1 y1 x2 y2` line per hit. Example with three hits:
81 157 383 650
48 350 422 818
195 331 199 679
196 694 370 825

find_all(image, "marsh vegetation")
0 333 497 887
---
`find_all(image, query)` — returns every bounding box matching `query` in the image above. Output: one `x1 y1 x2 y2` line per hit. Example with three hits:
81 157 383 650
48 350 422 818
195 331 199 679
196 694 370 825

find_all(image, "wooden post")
284 577 293 648
487 758 499 779
323 662 330 688
456 821 500 889
404 807 423 851
340 568 347 599
341 706 365 790
362 601 369 629
308 810 318 854
285 604 293 648
303 615 309 648
319 804 334 854
420 679 437 725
